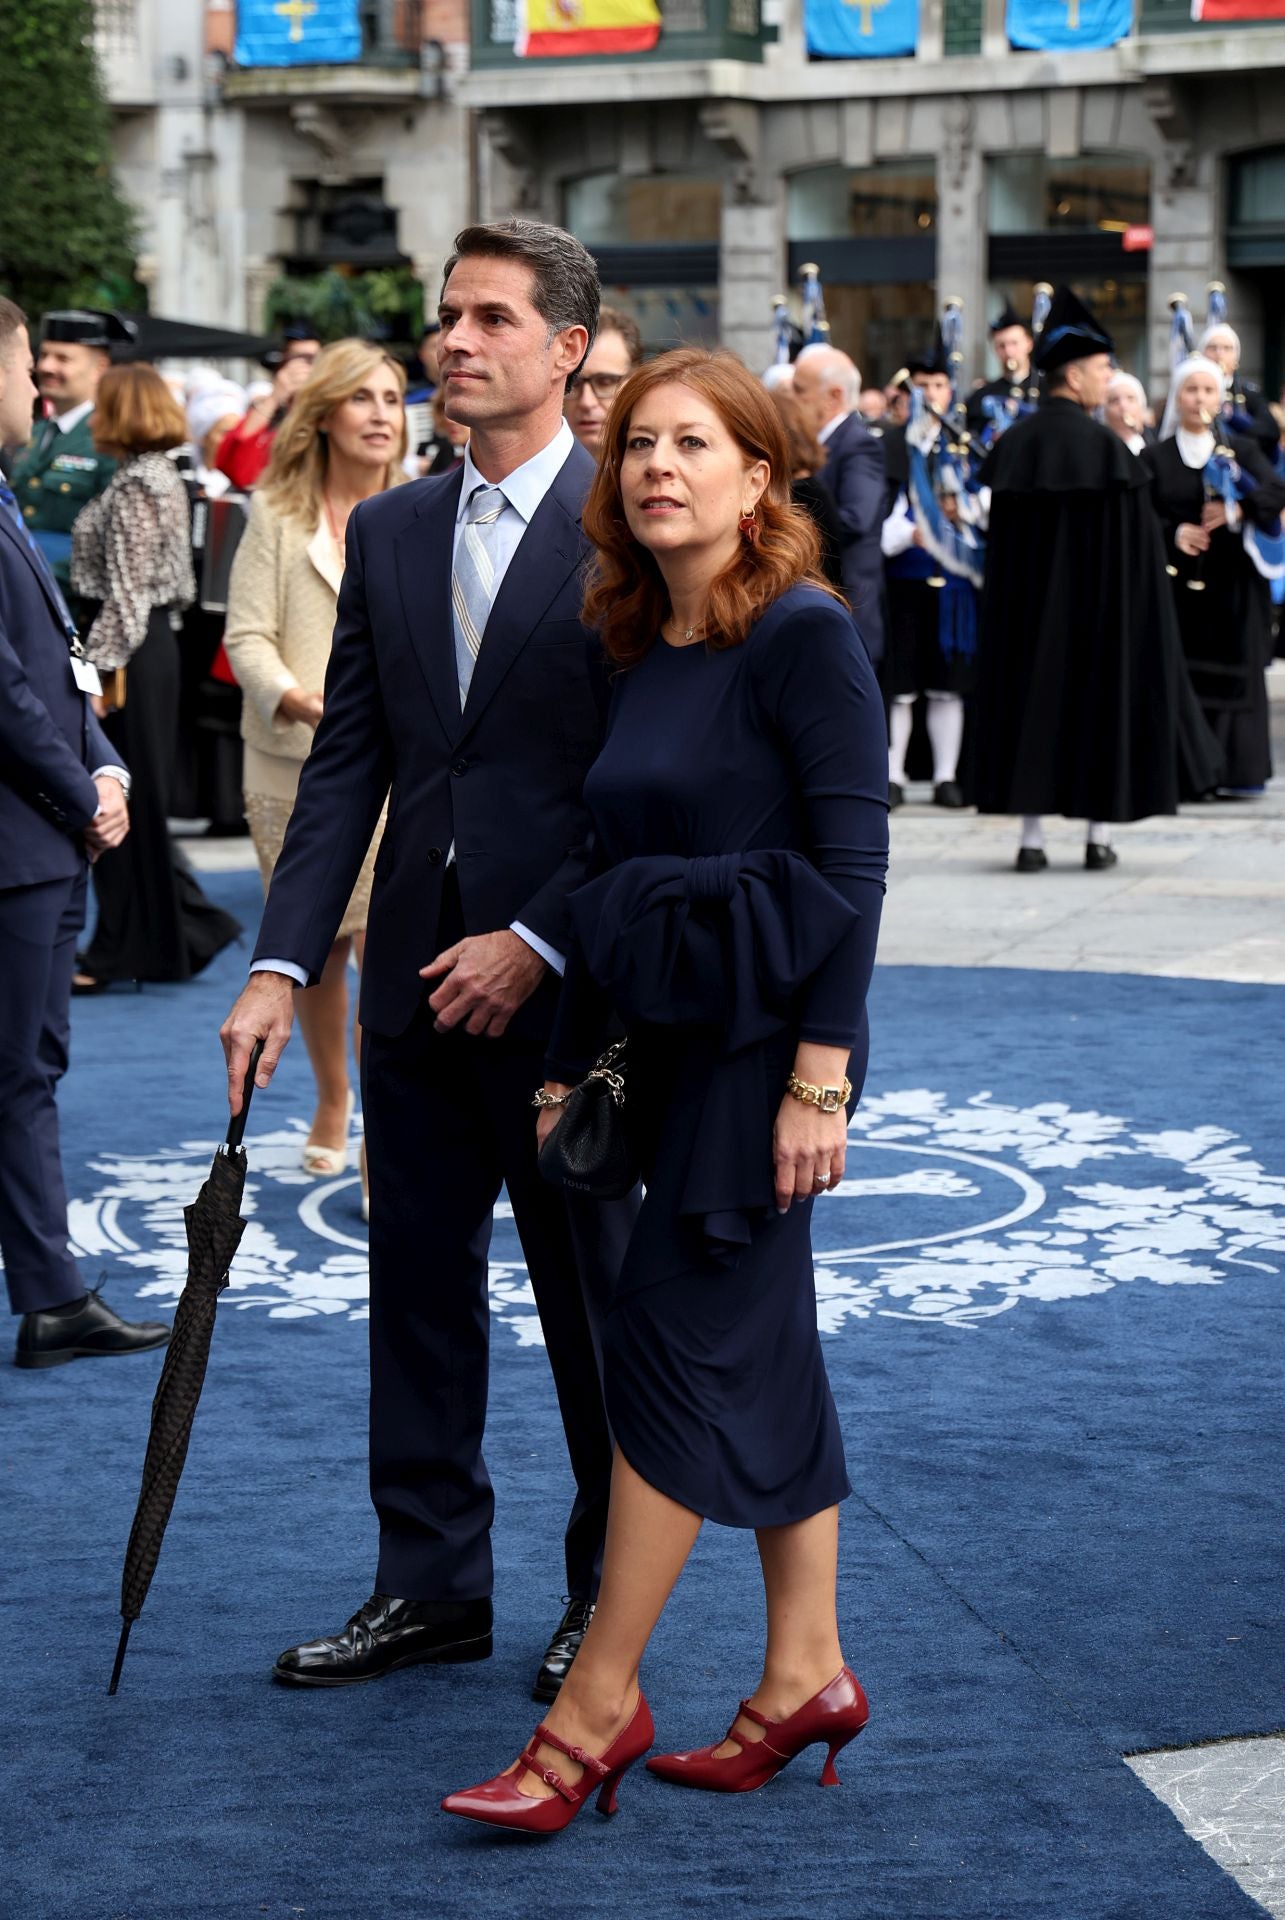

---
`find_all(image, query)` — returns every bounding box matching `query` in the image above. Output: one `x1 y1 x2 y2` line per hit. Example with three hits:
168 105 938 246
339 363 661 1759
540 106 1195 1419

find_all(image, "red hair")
581 348 840 666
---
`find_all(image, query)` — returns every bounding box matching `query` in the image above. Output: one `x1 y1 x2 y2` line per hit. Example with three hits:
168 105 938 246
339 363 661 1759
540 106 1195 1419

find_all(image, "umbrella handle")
224 1038 265 1153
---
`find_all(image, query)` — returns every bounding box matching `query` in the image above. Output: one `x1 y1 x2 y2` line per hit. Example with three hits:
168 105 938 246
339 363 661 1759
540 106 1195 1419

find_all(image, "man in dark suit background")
792 344 887 665
220 222 627 1700
0 294 170 1369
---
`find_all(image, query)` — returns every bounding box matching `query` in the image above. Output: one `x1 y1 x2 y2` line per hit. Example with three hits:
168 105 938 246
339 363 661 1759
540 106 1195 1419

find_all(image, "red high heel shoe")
647 1667 868 1793
440 1693 654 1834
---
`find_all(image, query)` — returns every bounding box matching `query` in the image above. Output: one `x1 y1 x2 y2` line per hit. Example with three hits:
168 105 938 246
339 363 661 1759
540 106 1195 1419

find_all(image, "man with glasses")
215 322 322 490
563 306 642 458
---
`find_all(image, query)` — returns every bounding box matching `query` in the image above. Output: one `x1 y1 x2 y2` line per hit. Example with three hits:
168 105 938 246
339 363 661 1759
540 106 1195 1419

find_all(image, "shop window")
988 153 1149 235
986 276 1149 383
787 161 937 241
565 171 722 247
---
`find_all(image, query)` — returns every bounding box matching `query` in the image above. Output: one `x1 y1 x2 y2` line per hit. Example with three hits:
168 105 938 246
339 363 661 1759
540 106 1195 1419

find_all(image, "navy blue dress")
548 585 889 1527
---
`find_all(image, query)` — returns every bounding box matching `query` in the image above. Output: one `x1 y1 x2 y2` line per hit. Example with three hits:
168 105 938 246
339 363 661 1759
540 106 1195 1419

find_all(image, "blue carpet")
2 865 1282 1920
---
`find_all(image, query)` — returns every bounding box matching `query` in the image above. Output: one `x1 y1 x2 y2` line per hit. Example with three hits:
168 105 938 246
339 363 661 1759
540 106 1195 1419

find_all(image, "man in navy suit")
221 222 628 1700
0 295 170 1369
793 345 887 665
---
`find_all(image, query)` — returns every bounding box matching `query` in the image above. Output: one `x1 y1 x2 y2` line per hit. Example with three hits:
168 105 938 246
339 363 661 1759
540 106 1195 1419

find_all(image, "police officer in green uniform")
8 309 135 629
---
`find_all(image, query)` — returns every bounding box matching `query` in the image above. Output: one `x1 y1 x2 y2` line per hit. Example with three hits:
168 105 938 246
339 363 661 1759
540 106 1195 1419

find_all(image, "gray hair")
442 219 600 391
0 295 28 363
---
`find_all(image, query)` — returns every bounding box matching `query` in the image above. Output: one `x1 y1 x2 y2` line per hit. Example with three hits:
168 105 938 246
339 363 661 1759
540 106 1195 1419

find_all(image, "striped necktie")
0 480 84 652
452 484 505 707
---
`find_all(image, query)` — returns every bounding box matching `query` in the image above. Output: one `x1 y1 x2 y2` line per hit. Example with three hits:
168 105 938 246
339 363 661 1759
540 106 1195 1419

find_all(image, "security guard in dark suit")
8 309 134 627
0 294 168 1369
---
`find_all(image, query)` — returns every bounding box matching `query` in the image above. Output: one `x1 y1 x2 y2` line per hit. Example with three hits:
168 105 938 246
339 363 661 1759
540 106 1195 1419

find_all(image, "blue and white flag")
234 0 361 66
1006 0 1130 50
806 0 918 58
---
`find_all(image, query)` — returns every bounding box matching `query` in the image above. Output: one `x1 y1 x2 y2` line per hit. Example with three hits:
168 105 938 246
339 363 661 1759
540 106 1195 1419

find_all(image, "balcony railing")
471 0 767 68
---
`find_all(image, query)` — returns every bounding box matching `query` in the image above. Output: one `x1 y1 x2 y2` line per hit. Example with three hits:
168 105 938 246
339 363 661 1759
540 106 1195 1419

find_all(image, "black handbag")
537 1040 639 1201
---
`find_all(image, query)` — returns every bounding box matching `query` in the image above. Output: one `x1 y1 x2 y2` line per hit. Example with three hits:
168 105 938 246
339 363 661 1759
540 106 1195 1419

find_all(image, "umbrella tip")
108 1619 132 1696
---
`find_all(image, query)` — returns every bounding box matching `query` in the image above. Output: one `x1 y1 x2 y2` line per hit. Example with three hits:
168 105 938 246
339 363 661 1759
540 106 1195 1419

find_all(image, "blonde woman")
224 340 406 1200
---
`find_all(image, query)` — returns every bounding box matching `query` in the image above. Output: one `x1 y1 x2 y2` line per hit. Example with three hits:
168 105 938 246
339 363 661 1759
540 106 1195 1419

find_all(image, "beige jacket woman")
224 491 383 933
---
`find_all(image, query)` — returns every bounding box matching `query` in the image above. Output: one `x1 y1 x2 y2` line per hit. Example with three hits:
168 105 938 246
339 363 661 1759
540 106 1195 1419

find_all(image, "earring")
738 506 759 544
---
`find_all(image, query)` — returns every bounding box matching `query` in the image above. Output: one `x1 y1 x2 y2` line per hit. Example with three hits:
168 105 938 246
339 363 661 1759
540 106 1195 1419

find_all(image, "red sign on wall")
1122 225 1155 253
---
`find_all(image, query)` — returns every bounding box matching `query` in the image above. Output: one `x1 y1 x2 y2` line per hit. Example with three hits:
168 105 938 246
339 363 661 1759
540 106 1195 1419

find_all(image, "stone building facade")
95 0 1285 397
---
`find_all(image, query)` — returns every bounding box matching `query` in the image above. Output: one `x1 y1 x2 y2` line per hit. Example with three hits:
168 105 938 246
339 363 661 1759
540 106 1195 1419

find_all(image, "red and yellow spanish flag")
518 0 662 56
1191 0 1285 18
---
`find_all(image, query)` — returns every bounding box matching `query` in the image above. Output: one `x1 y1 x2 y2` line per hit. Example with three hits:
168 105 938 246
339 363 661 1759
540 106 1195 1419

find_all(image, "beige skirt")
243 747 384 942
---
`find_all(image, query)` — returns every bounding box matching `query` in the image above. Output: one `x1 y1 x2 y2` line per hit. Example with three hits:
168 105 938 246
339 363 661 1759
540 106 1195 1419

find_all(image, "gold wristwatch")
786 1072 852 1114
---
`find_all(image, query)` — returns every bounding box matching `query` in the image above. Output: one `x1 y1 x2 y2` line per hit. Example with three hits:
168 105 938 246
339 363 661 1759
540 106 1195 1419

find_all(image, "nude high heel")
301 1089 354 1177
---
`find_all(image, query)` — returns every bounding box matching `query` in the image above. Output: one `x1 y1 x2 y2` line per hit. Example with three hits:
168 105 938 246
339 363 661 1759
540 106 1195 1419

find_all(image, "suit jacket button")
451 759 467 776
427 847 443 865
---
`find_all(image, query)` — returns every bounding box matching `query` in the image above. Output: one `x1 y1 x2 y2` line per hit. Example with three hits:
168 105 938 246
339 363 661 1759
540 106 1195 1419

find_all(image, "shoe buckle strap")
529 1723 610 1779
737 1700 773 1730
517 1745 578 1802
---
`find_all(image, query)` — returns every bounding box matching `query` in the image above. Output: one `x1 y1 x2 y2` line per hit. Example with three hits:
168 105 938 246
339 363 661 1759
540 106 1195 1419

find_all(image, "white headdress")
1160 353 1225 441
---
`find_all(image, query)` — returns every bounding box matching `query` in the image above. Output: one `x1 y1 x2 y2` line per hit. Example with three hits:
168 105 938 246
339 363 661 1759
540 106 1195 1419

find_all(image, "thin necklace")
665 614 703 644
322 492 346 552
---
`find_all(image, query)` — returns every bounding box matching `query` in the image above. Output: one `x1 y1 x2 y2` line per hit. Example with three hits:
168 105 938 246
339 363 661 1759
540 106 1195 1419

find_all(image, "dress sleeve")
1233 437 1285 529
544 832 615 1083
752 598 889 1049
82 478 161 670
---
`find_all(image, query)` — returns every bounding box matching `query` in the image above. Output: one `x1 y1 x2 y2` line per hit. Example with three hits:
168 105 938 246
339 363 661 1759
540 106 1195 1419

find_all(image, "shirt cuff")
251 958 308 987
510 922 565 977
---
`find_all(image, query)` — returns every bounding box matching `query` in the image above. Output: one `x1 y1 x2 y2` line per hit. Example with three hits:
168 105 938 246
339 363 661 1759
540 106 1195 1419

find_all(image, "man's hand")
276 687 324 729
1176 522 1210 558
220 971 297 1116
1200 501 1228 534
83 775 129 863
420 930 546 1039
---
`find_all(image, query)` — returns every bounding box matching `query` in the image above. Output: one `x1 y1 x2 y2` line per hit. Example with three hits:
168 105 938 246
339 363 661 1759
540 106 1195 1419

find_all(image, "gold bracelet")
531 1088 572 1110
786 1072 852 1115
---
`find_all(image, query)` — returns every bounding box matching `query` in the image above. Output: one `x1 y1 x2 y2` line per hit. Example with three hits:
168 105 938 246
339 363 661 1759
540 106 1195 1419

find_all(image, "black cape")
974 398 1219 821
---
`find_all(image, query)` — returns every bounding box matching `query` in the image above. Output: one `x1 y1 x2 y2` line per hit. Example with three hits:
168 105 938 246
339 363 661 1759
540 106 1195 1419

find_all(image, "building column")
701 102 782 373
1143 78 1223 393
934 98 988 386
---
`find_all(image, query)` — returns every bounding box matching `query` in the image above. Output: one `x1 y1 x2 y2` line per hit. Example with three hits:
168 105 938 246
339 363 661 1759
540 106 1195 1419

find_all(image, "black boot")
14 1289 170 1369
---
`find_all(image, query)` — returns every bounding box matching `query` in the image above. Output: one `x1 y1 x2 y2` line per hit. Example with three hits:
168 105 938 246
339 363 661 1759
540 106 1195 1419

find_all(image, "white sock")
888 698 914 786
925 692 964 786
1020 815 1045 851
1086 820 1111 846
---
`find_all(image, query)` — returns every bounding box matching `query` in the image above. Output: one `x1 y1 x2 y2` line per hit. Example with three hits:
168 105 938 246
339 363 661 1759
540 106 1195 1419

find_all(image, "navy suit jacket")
254 439 613 1040
817 413 887 665
0 505 117 891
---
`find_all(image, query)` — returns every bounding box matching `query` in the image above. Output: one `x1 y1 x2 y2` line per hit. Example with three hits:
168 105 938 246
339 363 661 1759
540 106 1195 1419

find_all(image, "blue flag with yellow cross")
234 0 361 65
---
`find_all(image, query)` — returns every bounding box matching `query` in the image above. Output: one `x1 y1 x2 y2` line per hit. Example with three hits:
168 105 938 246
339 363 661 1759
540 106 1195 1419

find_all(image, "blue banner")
234 0 361 66
1006 0 1131 50
805 0 918 58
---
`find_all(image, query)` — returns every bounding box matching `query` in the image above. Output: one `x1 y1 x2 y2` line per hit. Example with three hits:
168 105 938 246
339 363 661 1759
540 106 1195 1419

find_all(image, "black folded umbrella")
108 1043 263 1695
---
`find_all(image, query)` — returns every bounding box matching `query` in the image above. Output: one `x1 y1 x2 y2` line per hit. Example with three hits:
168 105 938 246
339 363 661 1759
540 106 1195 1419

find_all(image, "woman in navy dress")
443 349 889 1834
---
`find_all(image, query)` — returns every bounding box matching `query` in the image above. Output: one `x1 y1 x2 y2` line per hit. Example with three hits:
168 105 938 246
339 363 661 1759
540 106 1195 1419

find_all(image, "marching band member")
880 345 981 808
1145 354 1285 796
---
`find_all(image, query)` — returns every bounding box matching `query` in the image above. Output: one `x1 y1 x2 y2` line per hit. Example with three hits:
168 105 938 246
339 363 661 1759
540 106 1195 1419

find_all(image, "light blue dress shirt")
255 419 577 987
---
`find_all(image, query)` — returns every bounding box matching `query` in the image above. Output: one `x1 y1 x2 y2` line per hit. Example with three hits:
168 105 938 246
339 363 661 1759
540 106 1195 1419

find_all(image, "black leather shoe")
1014 847 1048 873
532 1597 595 1703
14 1289 170 1369
888 782 904 810
933 781 965 809
273 1593 493 1686
1084 843 1119 870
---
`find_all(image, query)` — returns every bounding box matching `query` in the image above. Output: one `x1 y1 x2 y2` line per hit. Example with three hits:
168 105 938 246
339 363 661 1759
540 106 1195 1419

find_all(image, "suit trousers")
362 873 626 1604
0 870 87 1314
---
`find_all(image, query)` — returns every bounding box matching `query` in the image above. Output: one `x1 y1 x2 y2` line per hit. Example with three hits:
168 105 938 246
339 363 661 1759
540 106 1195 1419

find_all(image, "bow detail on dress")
569 850 863 1262
569 850 860 1054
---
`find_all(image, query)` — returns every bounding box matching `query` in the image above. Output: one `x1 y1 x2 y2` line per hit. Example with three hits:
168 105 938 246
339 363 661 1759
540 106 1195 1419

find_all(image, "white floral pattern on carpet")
64 1092 1285 1337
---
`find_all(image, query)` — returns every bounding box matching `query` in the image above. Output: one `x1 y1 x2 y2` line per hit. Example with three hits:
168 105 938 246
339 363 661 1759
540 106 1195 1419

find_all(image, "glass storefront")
987 153 1149 236
564 172 722 351
787 161 938 383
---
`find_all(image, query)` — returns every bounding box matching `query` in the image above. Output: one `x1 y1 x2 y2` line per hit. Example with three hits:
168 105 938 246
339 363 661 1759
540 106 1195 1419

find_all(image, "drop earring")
738 506 759 544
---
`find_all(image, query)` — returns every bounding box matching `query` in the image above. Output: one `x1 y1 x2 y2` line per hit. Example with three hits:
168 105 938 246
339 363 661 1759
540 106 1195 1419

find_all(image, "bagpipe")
1198 406 1284 586
892 299 987 648
766 262 830 371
